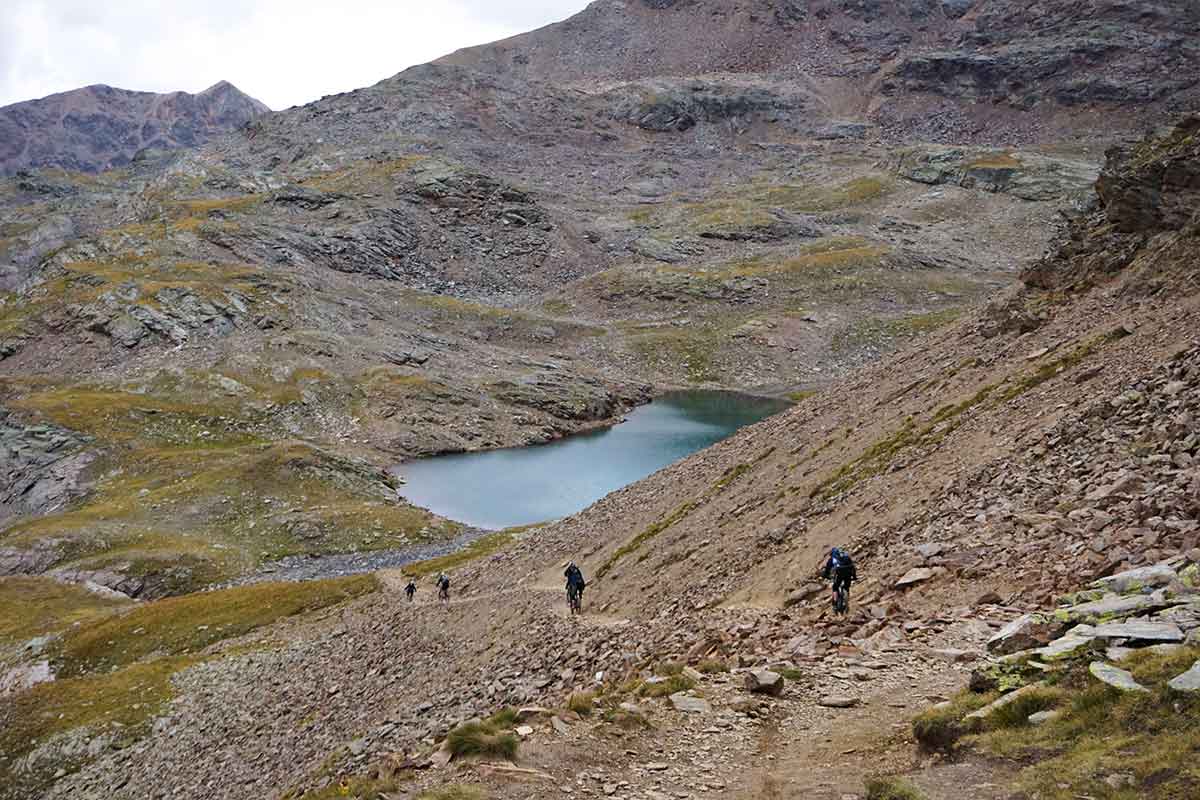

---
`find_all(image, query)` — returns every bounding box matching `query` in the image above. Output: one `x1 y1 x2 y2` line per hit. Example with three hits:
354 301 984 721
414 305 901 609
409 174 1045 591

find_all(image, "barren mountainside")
0 81 269 175
1 3 1199 800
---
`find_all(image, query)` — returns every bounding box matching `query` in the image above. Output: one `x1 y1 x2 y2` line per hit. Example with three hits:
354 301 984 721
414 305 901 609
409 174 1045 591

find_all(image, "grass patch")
444 720 520 761
912 692 996 752
401 531 516 578
568 691 597 716
53 575 379 677
0 656 194 794
655 661 685 677
638 674 697 698
697 659 730 674
865 777 928 800
0 577 129 648
915 646 1200 799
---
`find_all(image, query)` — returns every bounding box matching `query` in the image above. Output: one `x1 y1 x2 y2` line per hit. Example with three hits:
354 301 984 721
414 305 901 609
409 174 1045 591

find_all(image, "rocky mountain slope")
442 0 1200 142
0 81 269 175
2 118 1196 800
3 4 1200 799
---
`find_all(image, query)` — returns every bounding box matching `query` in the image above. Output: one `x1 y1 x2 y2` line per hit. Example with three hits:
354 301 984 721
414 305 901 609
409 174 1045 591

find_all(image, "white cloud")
0 0 592 110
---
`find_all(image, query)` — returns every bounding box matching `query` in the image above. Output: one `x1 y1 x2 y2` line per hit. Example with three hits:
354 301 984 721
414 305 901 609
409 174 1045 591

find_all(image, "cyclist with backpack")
821 547 857 614
436 572 450 602
564 561 586 614
405 578 417 602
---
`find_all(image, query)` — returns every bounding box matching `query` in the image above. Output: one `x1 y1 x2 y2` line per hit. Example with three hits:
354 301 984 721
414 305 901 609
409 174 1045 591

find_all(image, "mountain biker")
436 572 450 602
564 561 585 611
821 547 857 611
405 578 416 602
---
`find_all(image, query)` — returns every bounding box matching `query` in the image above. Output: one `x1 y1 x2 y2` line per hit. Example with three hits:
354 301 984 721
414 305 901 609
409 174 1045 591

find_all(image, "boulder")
744 669 785 697
669 693 711 714
1167 660 1200 693
1028 624 1098 661
987 614 1067 655
1091 563 1178 595
1028 710 1062 726
682 666 704 683
1090 621 1185 644
1089 662 1149 692
1058 592 1170 624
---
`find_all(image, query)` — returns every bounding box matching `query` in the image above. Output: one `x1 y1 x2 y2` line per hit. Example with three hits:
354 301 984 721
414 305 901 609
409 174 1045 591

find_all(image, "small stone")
646 762 669 771
669 693 711 714
895 567 936 588
551 716 571 735
1028 710 1061 726
744 668 785 697
817 695 859 709
516 725 534 737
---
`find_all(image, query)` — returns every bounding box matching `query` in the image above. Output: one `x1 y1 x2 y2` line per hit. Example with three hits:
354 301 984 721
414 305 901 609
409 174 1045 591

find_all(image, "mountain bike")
833 583 850 615
567 583 583 616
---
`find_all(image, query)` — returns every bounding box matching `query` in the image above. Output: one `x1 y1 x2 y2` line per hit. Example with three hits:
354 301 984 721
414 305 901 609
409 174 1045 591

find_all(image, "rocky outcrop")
889 147 1098 204
1022 116 1200 291
0 81 269 175
0 411 95 527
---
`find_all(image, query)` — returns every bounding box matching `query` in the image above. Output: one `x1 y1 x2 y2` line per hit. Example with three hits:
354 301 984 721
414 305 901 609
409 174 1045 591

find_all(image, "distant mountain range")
0 81 269 175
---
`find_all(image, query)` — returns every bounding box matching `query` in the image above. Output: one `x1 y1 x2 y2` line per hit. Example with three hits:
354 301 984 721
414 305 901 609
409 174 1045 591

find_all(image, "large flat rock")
1089 662 1149 692
669 693 711 714
1090 621 1186 643
1060 592 1168 623
1091 564 1178 595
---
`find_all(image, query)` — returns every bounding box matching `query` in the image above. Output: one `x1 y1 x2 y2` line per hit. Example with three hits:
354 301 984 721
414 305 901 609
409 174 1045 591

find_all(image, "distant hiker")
564 561 586 614
405 578 416 602
437 572 450 602
821 547 857 614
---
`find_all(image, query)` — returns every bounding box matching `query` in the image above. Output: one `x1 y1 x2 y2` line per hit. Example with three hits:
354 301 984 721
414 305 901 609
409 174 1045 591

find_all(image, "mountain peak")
0 81 270 175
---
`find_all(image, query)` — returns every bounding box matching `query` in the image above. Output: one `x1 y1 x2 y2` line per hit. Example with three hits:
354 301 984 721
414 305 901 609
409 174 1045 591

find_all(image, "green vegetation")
630 327 722 384
637 674 697 698
444 720 520 760
831 309 963 355
1 437 444 593
568 691 598 715
697 659 730 674
402 531 516 577
812 329 1127 500
0 576 129 647
599 449 774 577
914 647 1200 800
864 777 928 800
597 500 698 579
53 575 380 677
0 656 195 793
912 692 996 752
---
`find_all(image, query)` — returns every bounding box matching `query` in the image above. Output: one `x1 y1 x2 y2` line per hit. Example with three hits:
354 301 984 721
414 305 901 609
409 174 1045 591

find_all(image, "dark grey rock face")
0 81 270 176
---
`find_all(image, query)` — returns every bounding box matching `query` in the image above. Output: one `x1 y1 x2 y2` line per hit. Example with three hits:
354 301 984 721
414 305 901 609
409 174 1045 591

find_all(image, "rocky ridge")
0 81 269 176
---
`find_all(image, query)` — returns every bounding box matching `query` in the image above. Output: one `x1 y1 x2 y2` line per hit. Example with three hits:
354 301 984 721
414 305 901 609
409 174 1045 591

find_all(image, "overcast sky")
0 0 592 110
